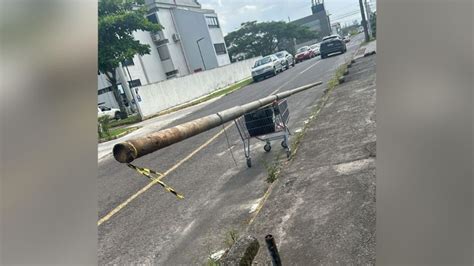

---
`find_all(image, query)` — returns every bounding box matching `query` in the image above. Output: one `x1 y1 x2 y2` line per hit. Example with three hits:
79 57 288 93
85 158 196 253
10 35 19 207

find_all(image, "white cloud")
243 5 257 10
238 5 258 14
261 4 276 12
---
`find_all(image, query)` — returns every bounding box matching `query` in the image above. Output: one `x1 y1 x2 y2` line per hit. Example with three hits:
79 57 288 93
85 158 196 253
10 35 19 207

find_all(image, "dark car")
320 36 347 59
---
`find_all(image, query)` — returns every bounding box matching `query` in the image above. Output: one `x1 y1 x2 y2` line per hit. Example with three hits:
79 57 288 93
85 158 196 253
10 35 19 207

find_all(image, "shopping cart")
234 99 291 167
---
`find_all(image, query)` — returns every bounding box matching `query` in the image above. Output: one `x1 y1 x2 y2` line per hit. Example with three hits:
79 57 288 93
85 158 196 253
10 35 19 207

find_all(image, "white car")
309 43 321 56
98 106 122 119
274 51 295 70
251 55 284 82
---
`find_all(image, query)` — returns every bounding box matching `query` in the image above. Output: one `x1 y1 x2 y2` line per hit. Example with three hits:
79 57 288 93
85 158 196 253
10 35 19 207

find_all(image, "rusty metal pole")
265 234 282 266
113 81 322 163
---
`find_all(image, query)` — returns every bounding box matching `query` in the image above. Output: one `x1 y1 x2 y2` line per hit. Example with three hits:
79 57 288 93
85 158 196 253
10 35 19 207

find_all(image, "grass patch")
334 64 347 85
224 229 239 248
150 78 253 119
99 126 140 142
264 153 283 183
108 114 141 128
203 228 240 265
205 258 220 266
109 127 132 136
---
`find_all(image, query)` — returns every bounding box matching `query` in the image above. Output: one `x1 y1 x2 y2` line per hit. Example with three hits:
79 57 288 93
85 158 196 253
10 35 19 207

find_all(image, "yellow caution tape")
127 163 184 199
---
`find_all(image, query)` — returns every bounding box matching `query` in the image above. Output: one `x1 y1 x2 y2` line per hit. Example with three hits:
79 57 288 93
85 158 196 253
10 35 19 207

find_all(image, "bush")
98 116 111 139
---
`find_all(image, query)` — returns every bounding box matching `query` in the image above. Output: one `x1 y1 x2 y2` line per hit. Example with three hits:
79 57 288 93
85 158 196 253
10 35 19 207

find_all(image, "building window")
122 58 134 66
98 86 113 95
166 70 179 79
128 79 141 88
146 13 159 24
206 16 219 28
157 45 171 61
214 43 227 55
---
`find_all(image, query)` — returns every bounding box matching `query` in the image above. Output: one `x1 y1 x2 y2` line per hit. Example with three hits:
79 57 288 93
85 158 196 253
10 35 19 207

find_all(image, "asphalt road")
98 34 364 265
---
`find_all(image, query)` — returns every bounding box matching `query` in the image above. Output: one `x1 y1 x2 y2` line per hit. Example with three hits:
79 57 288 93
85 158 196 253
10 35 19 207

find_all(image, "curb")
364 51 376 57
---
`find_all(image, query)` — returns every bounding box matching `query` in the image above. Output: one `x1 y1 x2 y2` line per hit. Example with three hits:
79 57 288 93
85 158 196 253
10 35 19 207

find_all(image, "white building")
98 0 230 109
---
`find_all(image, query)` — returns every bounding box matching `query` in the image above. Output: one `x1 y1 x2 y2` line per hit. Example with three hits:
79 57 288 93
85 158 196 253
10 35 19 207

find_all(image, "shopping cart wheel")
264 144 271 152
286 150 291 159
281 140 288 148
246 158 252 168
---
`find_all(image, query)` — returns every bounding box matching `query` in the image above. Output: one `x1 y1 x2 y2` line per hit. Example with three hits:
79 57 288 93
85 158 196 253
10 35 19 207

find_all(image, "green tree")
224 21 318 61
98 0 161 118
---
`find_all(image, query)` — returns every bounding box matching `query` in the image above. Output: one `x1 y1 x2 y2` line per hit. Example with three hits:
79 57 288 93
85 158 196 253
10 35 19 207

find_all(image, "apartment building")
98 0 230 109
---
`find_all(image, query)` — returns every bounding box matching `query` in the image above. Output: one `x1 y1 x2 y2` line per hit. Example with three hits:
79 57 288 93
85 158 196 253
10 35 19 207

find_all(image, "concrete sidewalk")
248 55 376 264
354 40 376 60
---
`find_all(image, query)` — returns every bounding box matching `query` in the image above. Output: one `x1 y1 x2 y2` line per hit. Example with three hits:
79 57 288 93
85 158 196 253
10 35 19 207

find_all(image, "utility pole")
117 63 136 114
359 0 370 42
364 0 372 36
124 64 143 120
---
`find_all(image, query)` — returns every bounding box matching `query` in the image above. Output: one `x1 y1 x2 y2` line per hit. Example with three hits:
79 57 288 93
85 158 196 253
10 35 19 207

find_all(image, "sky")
199 0 376 35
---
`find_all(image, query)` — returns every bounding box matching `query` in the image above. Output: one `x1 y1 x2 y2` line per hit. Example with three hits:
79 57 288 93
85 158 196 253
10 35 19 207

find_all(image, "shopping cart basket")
234 99 291 167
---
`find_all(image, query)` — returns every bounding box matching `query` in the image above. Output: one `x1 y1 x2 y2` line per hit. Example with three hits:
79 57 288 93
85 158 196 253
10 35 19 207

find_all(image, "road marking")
299 60 321 75
98 59 325 226
98 123 234 226
270 60 321 95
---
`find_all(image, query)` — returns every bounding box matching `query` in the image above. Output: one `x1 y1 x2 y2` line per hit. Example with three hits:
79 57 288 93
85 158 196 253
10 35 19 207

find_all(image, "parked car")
295 46 315 63
343 35 351 43
320 36 347 59
274 51 295 70
98 106 122 120
251 55 284 82
309 43 321 56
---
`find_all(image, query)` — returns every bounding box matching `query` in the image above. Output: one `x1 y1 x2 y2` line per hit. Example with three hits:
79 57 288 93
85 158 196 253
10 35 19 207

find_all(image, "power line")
328 4 364 14
331 14 361 23
332 9 360 18
331 10 361 20
331 11 367 23
330 3 376 23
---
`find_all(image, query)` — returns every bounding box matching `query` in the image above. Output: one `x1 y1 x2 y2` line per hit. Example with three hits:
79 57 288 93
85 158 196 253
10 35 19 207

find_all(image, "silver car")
274 51 295 70
309 43 321 56
251 55 284 82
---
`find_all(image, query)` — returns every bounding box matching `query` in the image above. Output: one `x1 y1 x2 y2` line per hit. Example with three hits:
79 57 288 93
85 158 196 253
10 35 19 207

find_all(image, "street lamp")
196 37 206 71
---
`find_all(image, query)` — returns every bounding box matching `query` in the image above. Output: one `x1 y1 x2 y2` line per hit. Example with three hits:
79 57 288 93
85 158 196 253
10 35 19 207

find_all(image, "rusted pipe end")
113 142 138 163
